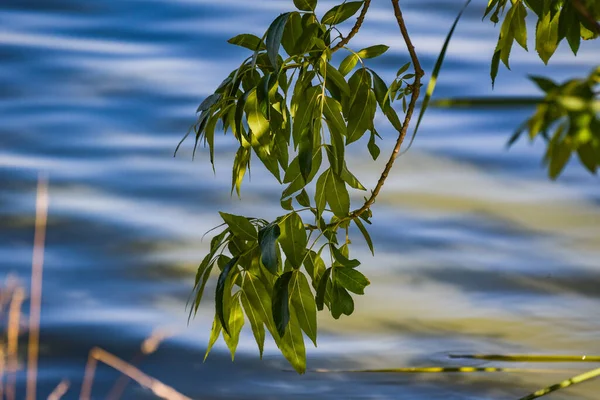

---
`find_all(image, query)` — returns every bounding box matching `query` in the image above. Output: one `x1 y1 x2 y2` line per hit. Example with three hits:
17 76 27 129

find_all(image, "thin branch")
330 0 372 53
571 0 600 34
349 0 424 219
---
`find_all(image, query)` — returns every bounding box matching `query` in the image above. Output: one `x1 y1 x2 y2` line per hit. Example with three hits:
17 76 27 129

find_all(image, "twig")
349 0 424 219
27 174 49 400
330 0 372 53
0 343 5 399
571 0 600 34
450 354 600 363
47 380 70 400
80 347 192 400
7 287 25 400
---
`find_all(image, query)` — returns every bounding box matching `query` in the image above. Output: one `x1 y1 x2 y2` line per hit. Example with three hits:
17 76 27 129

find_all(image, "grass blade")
311 366 567 374
449 354 600 363
430 96 543 108
400 0 471 155
519 367 600 400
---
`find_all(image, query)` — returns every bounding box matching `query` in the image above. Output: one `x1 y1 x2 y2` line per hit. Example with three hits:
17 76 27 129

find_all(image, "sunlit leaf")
335 267 370 294
241 290 266 358
535 9 560 64
289 270 318 345
219 212 257 241
227 34 266 51
347 89 376 144
331 283 354 319
339 54 358 76
322 1 364 25
357 44 389 59
279 212 307 268
294 0 317 11
215 256 239 334
204 314 222 361
331 245 360 268
223 293 245 360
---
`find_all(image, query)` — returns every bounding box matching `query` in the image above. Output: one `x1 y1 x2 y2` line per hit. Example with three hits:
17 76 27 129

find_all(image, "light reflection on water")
1 0 599 398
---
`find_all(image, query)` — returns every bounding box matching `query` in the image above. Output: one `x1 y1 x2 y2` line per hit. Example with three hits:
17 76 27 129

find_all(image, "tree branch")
349 0 424 219
330 0 372 53
571 0 600 34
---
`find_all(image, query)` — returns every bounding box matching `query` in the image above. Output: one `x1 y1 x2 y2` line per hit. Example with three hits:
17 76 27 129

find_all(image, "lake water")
1 0 599 399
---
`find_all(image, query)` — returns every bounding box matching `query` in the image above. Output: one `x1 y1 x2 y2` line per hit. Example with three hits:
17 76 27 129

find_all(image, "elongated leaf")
245 90 271 146
241 291 266 358
279 212 307 268
315 267 331 311
223 293 245 360
304 250 326 285
430 96 543 108
347 88 376 144
322 1 364 25
314 168 350 217
242 272 277 335
511 1 528 50
535 9 560 65
204 314 222 361
405 0 471 155
357 44 389 59
289 271 317 345
296 190 311 207
292 86 321 148
367 130 381 160
323 96 347 137
340 164 366 191
258 223 280 274
197 93 222 113
353 218 374 255
219 212 257 241
331 245 360 268
266 13 292 69
282 12 303 56
279 308 307 374
335 267 369 294
298 126 313 181
325 63 350 96
273 271 293 337
227 34 266 51
216 256 240 334
339 54 358 76
294 0 317 12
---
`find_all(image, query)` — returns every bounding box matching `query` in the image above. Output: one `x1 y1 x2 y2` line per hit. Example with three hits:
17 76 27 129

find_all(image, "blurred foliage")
178 0 599 373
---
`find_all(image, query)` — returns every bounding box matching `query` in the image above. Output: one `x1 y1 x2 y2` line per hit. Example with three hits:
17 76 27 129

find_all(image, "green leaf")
347 69 372 114
367 130 380 160
227 34 266 51
197 93 222 113
215 256 239 334
325 62 351 96
535 9 560 65
347 89 376 144
266 13 292 69
242 272 277 341
281 197 293 210
357 44 389 59
282 150 322 198
340 164 366 191
294 0 317 11
370 69 389 110
339 54 358 77
560 2 581 55
490 48 501 88
408 0 471 153
396 61 411 77
547 130 572 179
279 212 307 268
245 90 271 146
314 169 350 217
577 142 597 174
219 212 257 241
258 223 281 274
296 190 311 207
529 75 558 93
304 250 326 285
232 146 250 197
204 314 222 361
315 267 331 311
353 218 374 255
223 293 245 360
331 283 354 319
278 308 306 374
331 245 360 268
335 267 370 294
298 126 313 182
322 1 364 25
292 87 321 148
289 271 318 346
282 12 303 56
241 290 266 358
272 271 293 337
511 1 528 50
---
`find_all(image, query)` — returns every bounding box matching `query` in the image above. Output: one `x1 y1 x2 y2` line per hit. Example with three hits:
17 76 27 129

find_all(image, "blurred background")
1 0 599 398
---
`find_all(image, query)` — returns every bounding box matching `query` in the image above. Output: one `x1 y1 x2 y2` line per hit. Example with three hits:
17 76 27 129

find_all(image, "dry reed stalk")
0 343 5 399
107 328 176 400
26 174 49 400
80 347 192 400
7 287 25 400
47 380 70 400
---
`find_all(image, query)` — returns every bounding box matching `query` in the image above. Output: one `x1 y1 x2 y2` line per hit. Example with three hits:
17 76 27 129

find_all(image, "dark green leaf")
298 126 313 181
292 86 321 148
353 218 374 255
289 271 317 345
577 142 597 174
331 283 354 319
322 1 364 25
331 245 360 268
197 93 222 113
272 271 293 337
325 63 351 96
258 223 281 274
529 75 558 93
281 197 293 210
314 168 350 217
340 164 366 191
296 190 311 207
282 12 303 56
227 34 266 51
219 212 257 241
279 212 307 268
367 130 380 160
396 61 411 77
304 250 326 286
335 267 370 294
266 13 292 69
347 89 376 144
215 256 239 334
315 268 331 311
